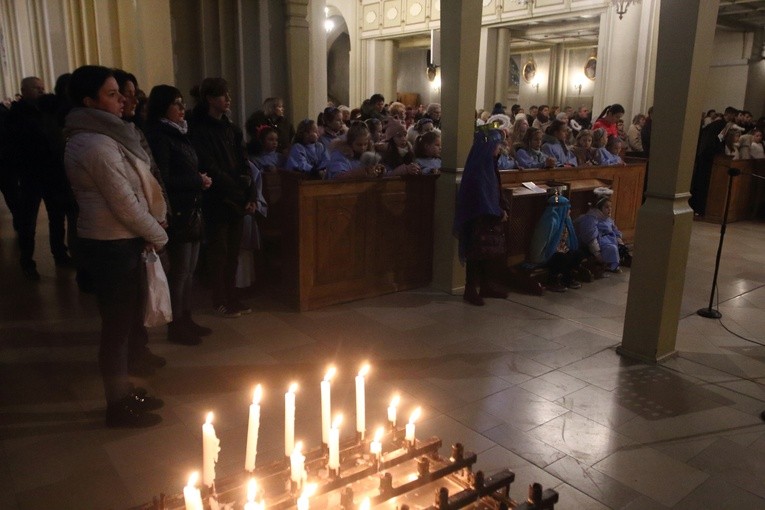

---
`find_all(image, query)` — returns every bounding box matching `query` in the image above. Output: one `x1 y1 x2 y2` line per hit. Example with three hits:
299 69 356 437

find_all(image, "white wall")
563 47 596 110
396 47 437 106
702 29 754 113
516 50 550 110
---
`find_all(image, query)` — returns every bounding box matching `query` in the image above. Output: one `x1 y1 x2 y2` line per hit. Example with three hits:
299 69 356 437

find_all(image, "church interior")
0 0 764 509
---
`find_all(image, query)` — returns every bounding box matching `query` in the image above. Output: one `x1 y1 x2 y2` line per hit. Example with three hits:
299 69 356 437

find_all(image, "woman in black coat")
145 85 212 345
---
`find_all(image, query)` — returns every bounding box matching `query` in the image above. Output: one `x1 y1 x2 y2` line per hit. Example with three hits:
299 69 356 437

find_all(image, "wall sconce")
612 0 640 20
324 7 335 33
572 76 584 96
531 76 541 92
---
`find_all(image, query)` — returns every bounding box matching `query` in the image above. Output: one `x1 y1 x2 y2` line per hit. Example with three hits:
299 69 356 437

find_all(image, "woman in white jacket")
65 66 168 428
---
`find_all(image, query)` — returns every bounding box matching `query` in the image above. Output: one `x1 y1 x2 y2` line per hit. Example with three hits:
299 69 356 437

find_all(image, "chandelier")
612 0 640 20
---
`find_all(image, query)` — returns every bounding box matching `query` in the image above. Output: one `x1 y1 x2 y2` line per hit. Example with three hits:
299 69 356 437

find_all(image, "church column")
493 28 510 109
432 0 482 294
620 0 721 363
476 26 497 111
308 0 328 115
285 0 311 124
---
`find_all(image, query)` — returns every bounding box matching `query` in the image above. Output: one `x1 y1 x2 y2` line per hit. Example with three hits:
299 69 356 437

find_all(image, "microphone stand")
697 166 741 319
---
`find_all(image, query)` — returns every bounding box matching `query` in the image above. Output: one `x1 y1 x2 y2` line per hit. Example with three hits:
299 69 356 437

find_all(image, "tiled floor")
1 206 764 509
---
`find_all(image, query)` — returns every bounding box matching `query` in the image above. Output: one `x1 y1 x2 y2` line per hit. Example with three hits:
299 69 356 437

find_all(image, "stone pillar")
493 28 510 108
285 0 310 124
619 0 721 363
308 0 328 114
432 0 482 294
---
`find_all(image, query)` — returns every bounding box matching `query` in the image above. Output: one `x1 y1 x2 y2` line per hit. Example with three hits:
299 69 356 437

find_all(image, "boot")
463 285 485 306
168 320 202 346
183 311 212 337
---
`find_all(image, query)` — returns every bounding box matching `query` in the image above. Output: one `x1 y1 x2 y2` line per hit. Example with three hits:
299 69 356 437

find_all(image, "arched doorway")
326 9 350 106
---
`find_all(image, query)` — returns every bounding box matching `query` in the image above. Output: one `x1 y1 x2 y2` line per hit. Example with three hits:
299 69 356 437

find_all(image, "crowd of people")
0 66 762 428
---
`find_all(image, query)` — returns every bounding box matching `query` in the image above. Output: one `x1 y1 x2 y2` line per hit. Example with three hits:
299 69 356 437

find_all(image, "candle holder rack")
133 428 559 509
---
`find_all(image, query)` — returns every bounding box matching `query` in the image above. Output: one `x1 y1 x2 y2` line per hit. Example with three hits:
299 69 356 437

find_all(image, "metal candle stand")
134 428 559 509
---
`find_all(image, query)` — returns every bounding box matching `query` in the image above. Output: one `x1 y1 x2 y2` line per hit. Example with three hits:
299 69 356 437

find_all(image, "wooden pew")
497 161 647 293
704 155 765 224
279 172 438 311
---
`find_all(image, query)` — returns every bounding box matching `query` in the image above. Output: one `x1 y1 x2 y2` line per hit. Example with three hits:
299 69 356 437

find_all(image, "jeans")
205 217 243 307
78 237 145 404
167 240 200 318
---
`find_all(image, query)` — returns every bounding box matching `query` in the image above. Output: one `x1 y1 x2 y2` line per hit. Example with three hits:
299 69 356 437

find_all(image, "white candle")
329 414 342 470
405 407 421 444
290 441 305 483
370 426 384 459
355 364 370 438
359 498 371 510
321 367 335 444
202 412 220 487
244 477 265 510
183 472 203 510
245 384 262 472
297 483 317 510
285 383 298 456
387 394 400 427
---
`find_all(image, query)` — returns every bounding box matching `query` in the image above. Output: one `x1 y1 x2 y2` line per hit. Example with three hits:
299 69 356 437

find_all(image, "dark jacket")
145 122 203 240
6 97 62 188
246 110 295 154
188 110 252 223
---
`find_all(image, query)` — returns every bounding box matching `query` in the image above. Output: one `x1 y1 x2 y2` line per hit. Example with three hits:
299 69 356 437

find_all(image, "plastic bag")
143 248 172 327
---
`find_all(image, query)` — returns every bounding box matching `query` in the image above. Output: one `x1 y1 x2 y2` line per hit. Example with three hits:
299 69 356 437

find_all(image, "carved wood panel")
314 194 366 285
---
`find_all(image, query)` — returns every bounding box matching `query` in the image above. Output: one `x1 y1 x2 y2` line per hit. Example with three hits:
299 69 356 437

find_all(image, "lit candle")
245 384 262 472
405 407 421 445
355 363 370 438
202 412 220 487
290 441 305 483
321 367 335 445
244 477 264 510
285 383 298 456
359 498 371 510
183 472 203 510
297 483 317 510
387 394 400 428
370 426 384 460
329 414 342 471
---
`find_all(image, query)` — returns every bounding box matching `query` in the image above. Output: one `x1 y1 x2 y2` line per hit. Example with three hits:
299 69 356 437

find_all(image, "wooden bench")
704 155 765 224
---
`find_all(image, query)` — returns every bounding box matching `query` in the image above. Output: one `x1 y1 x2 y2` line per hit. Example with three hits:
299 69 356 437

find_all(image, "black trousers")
16 184 75 267
547 251 583 283
78 237 145 404
205 216 244 307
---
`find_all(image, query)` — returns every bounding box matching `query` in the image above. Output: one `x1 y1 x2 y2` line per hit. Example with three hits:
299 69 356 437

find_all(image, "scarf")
160 117 188 135
65 107 166 221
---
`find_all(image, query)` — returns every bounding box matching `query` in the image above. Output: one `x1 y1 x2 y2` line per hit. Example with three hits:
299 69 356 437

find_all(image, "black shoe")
128 390 164 411
54 254 74 267
128 356 156 377
463 285 485 306
480 287 508 299
229 301 252 314
183 312 212 337
106 398 162 428
168 321 202 346
21 264 40 281
143 349 167 368
565 280 582 289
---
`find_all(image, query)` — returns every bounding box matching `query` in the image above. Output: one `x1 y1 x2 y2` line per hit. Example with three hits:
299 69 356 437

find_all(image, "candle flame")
293 441 303 454
253 384 262 405
301 483 318 498
288 382 298 393
247 478 257 502
332 414 343 428
390 394 400 408
324 366 336 381
205 411 214 424
187 471 199 488
409 407 421 424
374 427 384 442
359 498 371 510
358 363 370 377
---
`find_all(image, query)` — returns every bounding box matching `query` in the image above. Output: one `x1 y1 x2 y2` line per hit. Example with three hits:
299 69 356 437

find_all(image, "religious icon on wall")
509 57 520 88
522 58 536 84
585 56 597 81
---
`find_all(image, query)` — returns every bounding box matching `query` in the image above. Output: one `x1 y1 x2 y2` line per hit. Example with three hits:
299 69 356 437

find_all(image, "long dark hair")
596 104 625 121
146 85 182 126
